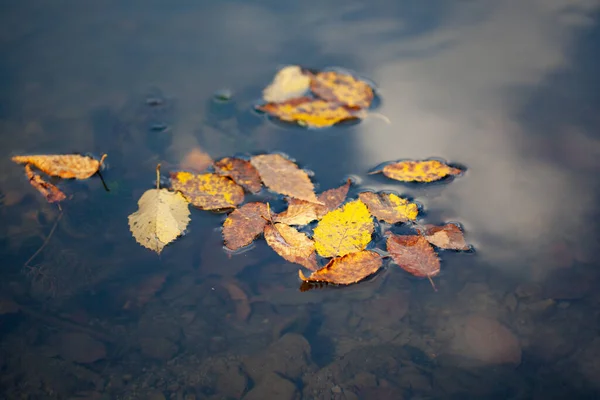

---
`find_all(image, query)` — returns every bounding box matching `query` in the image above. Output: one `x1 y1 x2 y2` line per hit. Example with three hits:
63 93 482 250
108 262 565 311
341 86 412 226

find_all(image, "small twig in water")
23 210 63 270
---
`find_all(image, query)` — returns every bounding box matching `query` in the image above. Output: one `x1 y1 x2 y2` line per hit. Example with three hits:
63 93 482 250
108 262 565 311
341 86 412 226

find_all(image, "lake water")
1 1 600 399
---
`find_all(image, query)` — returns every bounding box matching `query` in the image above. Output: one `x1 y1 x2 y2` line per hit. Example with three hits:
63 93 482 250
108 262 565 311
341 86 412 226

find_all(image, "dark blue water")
1 1 600 398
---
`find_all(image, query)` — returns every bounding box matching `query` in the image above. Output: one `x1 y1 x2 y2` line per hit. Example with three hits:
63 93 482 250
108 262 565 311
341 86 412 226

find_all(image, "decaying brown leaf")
264 223 318 271
258 97 358 128
122 272 168 310
375 160 463 183
179 147 214 173
12 154 107 179
310 70 374 109
24 164 66 204
358 191 418 224
221 281 251 321
170 171 244 210
250 154 321 204
314 179 352 217
298 250 382 285
222 202 270 251
421 223 470 251
214 157 262 194
387 234 440 290
262 65 311 103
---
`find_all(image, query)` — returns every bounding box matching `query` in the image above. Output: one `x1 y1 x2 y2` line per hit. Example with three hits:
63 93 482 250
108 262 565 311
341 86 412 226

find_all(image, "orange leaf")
421 223 470 251
264 223 318 271
12 154 107 179
214 157 262 194
258 97 358 128
222 202 270 251
24 164 66 203
376 160 462 183
250 154 321 204
179 147 213 173
387 234 440 290
310 71 374 109
298 250 382 285
170 171 244 210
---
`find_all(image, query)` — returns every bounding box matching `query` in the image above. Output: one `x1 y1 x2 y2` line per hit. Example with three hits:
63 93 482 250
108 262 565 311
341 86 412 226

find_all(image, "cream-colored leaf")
263 65 311 103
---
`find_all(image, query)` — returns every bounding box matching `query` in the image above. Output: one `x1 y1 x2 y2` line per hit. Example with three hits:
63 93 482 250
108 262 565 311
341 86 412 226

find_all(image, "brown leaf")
421 223 470 251
12 154 107 179
264 223 318 271
358 191 418 223
179 147 214 173
221 281 251 321
387 234 440 290
170 171 244 210
214 157 262 194
24 164 67 203
298 250 382 285
122 272 168 310
250 154 321 204
258 97 358 128
314 179 351 217
222 202 270 251
310 70 374 109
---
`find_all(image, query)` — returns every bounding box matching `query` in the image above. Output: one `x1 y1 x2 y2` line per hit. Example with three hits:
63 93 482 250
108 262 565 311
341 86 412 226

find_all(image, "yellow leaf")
377 160 463 183
313 199 374 258
128 165 190 254
264 223 318 271
170 171 244 210
310 70 374 109
258 97 358 128
358 192 418 223
12 154 107 179
262 65 311 103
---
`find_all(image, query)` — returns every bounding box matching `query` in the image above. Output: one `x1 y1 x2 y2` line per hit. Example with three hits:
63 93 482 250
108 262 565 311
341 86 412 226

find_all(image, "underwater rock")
53 332 106 364
243 372 299 400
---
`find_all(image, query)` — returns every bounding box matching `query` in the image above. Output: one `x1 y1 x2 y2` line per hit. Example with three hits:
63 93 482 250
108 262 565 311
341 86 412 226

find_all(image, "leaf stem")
427 274 438 292
156 163 161 190
23 210 63 270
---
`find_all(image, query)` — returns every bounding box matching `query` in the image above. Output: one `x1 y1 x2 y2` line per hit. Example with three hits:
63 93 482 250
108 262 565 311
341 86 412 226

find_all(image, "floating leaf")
313 199 374 258
387 234 440 290
179 147 213 173
12 154 107 179
250 154 321 204
24 164 66 204
299 250 382 285
222 202 270 251
275 180 351 225
264 222 318 271
358 192 418 224
170 171 244 210
375 160 462 183
421 223 470 251
214 157 262 194
128 165 190 254
258 97 358 128
310 70 374 109
262 65 311 103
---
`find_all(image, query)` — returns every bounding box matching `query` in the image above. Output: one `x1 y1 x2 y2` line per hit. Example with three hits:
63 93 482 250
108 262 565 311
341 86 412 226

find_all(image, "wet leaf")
376 160 463 183
421 223 470 251
264 222 318 271
299 250 382 285
129 165 190 254
358 192 418 223
24 164 66 204
258 97 358 128
214 157 262 194
310 70 374 109
274 180 351 225
12 154 107 179
179 147 213 173
122 272 168 310
250 154 321 204
313 199 374 258
387 234 440 289
170 171 244 210
262 65 311 103
222 202 270 251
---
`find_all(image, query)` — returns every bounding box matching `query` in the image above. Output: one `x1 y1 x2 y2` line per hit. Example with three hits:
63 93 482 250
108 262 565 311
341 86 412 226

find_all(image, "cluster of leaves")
11 154 108 207
257 65 377 128
126 150 468 290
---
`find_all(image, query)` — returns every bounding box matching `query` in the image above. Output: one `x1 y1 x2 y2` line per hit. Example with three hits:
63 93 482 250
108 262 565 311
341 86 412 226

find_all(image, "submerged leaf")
222 202 270 251
258 97 358 128
313 199 374 258
12 154 107 179
214 157 262 194
387 234 440 289
179 147 214 173
262 65 311 103
24 164 66 203
170 171 244 210
129 166 190 254
310 70 374 109
264 223 318 271
299 250 382 285
377 160 463 183
250 154 321 204
422 223 470 251
358 192 418 223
